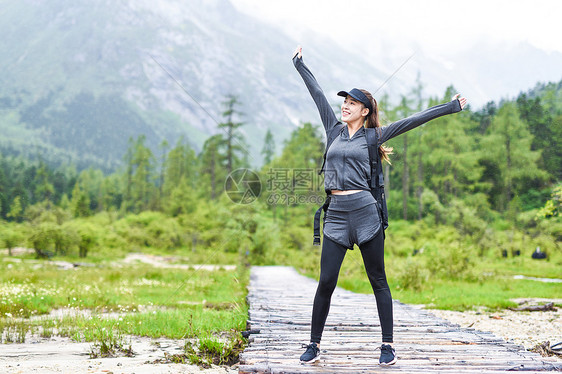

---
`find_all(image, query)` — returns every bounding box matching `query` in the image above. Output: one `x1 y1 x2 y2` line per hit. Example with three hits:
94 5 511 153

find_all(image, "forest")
0 82 560 290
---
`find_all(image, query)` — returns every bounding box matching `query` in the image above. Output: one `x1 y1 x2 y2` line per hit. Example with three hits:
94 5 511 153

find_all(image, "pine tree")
7 196 23 222
217 95 248 189
122 135 156 212
34 162 55 203
393 95 414 220
481 102 547 212
517 92 561 180
262 129 275 166
199 135 225 200
162 139 198 214
158 139 170 208
70 183 91 218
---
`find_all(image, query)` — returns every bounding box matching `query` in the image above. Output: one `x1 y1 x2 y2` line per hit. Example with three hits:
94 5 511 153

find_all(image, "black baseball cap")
337 88 373 114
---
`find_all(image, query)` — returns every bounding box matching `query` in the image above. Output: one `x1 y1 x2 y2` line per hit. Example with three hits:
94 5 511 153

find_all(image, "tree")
387 95 414 220
123 137 135 211
34 162 55 203
29 223 54 259
0 229 22 257
70 182 91 218
199 135 225 200
7 196 23 222
162 139 198 215
263 122 324 222
481 102 547 213
279 122 324 170
75 224 95 258
73 168 104 212
262 129 275 166
122 135 156 212
162 139 198 198
471 101 497 134
399 87 484 222
52 225 78 256
217 95 248 189
100 174 123 211
517 92 561 180
157 139 170 208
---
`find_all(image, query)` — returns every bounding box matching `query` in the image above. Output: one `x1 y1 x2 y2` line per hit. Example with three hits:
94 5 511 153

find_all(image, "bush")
426 242 475 281
279 225 309 251
28 223 56 258
146 217 184 249
250 219 283 265
0 225 24 256
395 257 428 291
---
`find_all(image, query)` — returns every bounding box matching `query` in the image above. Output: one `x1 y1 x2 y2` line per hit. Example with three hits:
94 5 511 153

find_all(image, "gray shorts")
323 190 382 249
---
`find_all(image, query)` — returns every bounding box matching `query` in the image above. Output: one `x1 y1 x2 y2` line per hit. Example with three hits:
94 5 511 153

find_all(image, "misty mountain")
0 0 560 171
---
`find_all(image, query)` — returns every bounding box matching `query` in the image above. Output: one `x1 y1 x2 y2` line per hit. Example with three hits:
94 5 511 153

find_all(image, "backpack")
313 124 388 245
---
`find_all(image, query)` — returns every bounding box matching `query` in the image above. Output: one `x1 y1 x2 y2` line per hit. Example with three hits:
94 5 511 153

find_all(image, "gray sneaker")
379 344 397 365
300 342 320 363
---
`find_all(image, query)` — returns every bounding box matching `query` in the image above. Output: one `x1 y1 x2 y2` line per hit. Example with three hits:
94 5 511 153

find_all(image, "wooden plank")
240 266 561 373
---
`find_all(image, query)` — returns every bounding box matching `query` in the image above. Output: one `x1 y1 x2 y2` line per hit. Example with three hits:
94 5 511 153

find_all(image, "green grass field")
293 241 562 311
0 254 248 362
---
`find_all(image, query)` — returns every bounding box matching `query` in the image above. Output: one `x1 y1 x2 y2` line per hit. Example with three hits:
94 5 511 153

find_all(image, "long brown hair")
360 89 392 164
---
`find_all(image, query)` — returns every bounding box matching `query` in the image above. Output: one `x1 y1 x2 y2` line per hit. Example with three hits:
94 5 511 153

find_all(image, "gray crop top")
293 55 462 192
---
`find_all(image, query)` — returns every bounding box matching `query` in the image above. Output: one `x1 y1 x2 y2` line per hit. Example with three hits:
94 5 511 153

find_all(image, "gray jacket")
293 55 462 192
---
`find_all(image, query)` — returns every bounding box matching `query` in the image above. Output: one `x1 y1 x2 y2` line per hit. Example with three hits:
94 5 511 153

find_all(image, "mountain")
0 0 560 171
0 0 389 170
414 40 562 107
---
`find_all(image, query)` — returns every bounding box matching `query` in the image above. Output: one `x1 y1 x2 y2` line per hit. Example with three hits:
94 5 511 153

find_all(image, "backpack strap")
365 128 379 188
313 124 344 245
366 127 389 230
313 195 331 245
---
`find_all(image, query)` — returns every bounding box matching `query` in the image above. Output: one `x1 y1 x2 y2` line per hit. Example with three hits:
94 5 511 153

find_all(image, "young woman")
292 46 467 366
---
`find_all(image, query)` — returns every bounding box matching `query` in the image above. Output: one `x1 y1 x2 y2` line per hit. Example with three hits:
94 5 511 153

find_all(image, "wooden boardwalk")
239 266 561 373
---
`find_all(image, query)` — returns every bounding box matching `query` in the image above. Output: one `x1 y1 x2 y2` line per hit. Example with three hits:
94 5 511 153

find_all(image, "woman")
292 46 467 366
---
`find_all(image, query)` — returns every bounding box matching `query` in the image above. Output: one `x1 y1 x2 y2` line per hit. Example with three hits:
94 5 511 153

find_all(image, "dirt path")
0 335 236 374
424 300 562 351
122 253 236 271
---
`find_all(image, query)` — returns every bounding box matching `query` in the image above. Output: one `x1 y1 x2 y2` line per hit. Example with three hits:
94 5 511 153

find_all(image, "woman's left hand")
452 93 467 110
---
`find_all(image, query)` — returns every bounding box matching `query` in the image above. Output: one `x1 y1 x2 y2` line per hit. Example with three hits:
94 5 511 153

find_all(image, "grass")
290 229 562 311
42 307 247 340
160 331 245 368
88 324 134 358
0 259 246 318
0 254 249 364
339 276 562 311
0 318 29 343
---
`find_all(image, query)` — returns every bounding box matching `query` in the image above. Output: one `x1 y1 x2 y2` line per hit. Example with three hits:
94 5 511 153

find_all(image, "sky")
230 0 562 56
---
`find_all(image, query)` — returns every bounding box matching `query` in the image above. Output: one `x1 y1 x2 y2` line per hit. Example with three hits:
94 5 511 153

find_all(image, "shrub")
395 257 428 291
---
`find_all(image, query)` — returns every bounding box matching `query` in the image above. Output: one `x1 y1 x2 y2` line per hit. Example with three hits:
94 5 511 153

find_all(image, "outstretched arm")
292 46 339 133
378 95 466 145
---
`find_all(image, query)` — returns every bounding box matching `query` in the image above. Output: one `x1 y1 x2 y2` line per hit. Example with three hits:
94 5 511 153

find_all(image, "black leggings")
310 231 393 343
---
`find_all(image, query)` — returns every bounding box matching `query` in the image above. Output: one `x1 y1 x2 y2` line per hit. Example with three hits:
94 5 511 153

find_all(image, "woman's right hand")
293 45 302 59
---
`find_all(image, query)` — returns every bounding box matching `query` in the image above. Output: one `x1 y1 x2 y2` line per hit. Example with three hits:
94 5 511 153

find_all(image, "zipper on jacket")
342 137 350 190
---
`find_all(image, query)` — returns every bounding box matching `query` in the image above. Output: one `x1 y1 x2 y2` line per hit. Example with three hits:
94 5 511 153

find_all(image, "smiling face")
341 96 369 124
